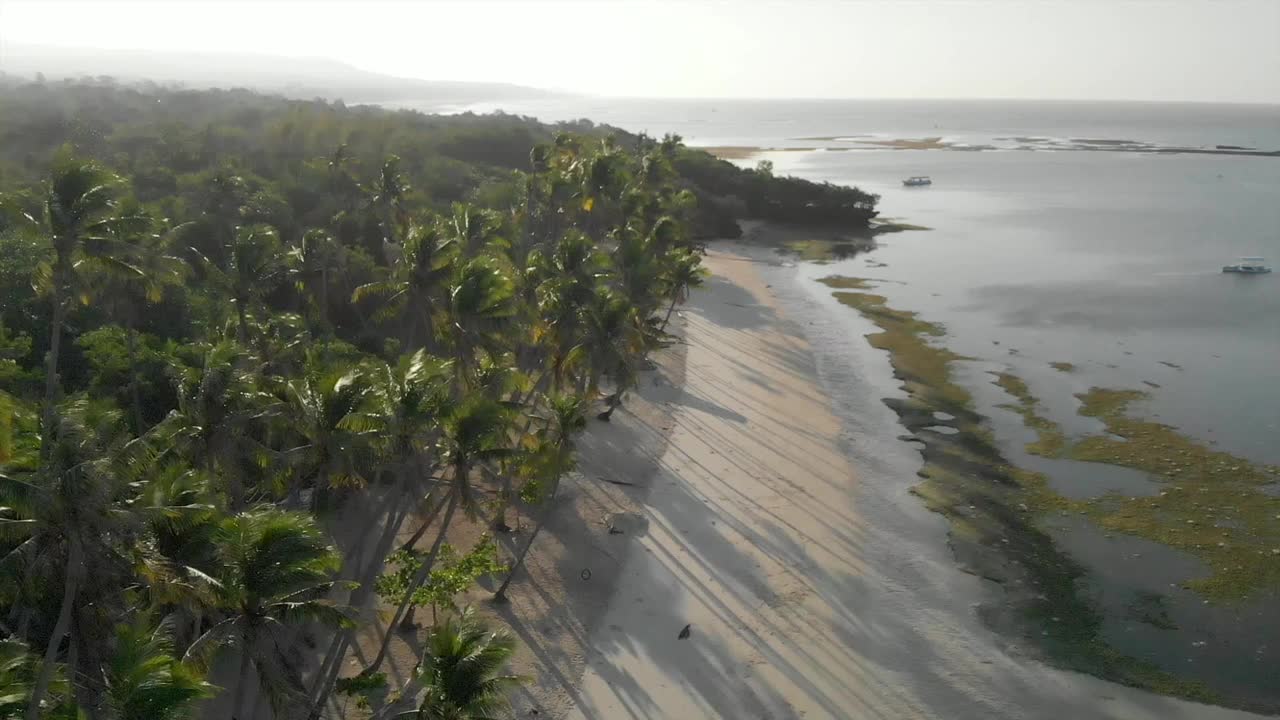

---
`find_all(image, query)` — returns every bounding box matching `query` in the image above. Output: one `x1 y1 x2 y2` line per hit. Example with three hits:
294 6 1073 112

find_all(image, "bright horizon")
1 0 1278 104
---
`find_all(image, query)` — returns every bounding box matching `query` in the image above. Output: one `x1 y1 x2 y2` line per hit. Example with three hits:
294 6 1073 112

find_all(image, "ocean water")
781 146 1280 466
427 97 1280 152
432 97 1280 702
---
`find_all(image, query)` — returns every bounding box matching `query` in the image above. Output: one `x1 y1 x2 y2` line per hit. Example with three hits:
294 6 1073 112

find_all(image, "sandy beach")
330 243 1271 720
544 246 1269 720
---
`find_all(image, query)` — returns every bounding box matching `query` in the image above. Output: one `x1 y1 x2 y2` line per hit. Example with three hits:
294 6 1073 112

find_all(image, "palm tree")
369 156 409 249
527 230 608 394
155 341 276 510
368 396 513 673
571 141 630 235
304 352 454 719
353 222 458 352
327 143 353 177
240 311 316 377
443 256 517 385
375 352 455 549
396 607 523 720
105 615 214 720
194 224 286 346
493 394 586 602
582 289 645 422
326 144 360 202
2 400 139 720
286 229 342 338
445 203 506 258
193 172 251 268
10 158 143 458
0 638 74 719
185 509 349 720
0 640 35 719
610 230 660 318
465 355 524 534
130 461 221 651
280 366 379 511
659 249 706 331
89 209 188 432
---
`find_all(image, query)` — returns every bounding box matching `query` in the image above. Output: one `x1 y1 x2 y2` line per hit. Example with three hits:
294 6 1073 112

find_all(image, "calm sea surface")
411 98 1280 703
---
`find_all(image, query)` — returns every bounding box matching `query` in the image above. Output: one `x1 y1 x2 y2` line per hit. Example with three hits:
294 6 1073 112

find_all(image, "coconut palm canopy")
0 78 875 719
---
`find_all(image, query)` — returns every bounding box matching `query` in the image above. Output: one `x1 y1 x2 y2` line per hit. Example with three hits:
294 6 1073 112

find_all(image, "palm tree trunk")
598 391 621 421
219 456 246 512
509 368 549 411
65 625 79 704
26 534 82 720
15 607 31 642
661 294 679 331
125 319 145 433
495 472 513 533
39 291 66 460
68 610 105 720
494 474 561 602
306 482 420 719
235 302 250 345
493 519 545 602
232 638 253 720
494 510 547 603
369 490 458 673
319 268 331 338
310 466 331 514
0 394 10 465
494 408 542 533
339 266 371 331
397 490 451 554
402 315 418 355
190 607 203 651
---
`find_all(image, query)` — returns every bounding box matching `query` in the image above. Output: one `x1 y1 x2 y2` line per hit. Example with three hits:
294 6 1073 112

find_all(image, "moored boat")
1222 257 1272 274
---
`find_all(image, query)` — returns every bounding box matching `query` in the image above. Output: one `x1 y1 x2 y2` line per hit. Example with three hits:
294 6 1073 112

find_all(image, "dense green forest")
0 77 878 719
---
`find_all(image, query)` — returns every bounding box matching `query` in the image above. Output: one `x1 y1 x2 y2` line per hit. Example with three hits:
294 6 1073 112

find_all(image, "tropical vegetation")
0 76 877 718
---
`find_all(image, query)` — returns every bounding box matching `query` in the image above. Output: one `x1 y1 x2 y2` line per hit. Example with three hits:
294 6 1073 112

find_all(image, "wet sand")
556 245 1268 720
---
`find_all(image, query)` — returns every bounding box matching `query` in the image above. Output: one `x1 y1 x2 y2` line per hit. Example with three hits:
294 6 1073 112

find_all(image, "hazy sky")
1 0 1278 102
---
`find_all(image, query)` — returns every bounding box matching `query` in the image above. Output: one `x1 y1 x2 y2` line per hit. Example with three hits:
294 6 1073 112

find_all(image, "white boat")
1222 256 1273 274
902 176 932 187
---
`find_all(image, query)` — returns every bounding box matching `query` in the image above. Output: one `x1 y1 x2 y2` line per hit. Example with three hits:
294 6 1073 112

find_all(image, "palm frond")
181 617 240 672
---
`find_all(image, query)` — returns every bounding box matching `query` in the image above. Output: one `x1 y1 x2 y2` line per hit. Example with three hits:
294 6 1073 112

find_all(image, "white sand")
558 248 1266 720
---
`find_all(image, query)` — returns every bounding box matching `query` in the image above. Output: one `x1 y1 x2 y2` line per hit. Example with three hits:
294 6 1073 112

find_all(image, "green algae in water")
991 376 1280 601
1070 387 1280 601
817 276 874 290
816 276 1244 710
781 238 869 262
816 279 970 410
992 372 1067 457
1050 361 1076 373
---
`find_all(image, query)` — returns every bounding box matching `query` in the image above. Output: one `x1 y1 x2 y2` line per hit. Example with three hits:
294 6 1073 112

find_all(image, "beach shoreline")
538 239 1270 719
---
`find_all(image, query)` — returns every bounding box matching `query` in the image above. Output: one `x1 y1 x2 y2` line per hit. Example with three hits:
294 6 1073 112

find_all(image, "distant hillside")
0 43 554 108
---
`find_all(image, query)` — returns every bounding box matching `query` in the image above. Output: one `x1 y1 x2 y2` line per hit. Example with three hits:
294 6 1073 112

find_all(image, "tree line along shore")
0 77 879 719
